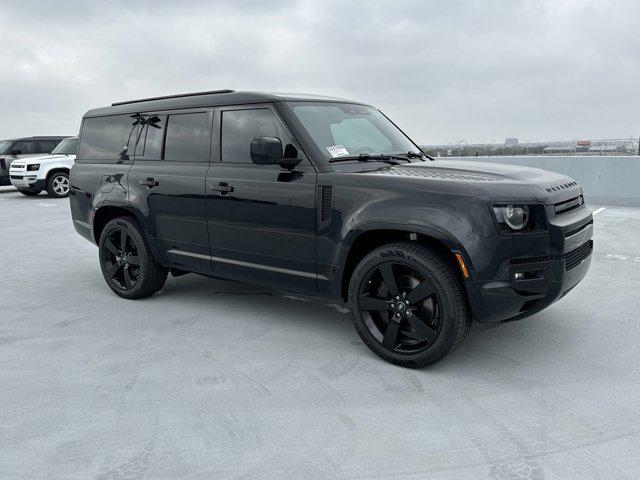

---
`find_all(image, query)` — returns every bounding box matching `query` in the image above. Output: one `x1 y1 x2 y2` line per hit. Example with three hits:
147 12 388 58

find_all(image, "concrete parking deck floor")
1 185 639 480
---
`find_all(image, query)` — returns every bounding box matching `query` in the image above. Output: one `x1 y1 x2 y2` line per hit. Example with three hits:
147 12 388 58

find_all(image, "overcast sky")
0 0 638 144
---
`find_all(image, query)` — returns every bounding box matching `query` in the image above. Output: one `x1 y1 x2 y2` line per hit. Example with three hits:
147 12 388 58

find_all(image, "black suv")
70 90 593 367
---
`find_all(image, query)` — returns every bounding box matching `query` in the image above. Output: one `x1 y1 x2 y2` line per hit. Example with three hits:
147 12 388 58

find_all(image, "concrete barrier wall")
445 155 640 206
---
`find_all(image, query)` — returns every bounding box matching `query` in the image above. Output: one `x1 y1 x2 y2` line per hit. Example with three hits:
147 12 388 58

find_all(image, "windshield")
0 140 13 155
52 138 78 155
290 102 420 161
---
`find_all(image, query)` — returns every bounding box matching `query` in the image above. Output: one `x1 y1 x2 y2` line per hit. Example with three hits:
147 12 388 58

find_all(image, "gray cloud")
1 0 638 143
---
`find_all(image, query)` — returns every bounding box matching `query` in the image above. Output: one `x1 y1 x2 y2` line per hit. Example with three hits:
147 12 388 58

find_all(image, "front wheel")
98 217 168 299
348 242 471 368
46 172 70 198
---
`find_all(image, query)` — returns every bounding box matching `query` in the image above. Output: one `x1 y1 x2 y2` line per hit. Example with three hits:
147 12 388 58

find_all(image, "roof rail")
111 89 235 107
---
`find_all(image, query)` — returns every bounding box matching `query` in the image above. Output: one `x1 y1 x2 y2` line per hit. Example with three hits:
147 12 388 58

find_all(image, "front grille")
554 195 583 215
563 240 593 270
10 175 23 180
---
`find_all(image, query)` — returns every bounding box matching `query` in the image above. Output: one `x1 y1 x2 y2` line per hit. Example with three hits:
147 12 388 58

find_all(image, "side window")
133 115 165 160
37 140 59 153
164 113 207 162
12 141 35 154
221 109 289 164
78 115 139 161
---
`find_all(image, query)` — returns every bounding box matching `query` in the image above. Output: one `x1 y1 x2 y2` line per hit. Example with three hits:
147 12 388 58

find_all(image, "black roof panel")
85 90 368 117
1 136 69 141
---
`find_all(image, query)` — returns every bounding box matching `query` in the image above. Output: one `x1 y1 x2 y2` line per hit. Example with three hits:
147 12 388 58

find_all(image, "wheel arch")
338 224 473 302
45 167 70 182
92 204 145 245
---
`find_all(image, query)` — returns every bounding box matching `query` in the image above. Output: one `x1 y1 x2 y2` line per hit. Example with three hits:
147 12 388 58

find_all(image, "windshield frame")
51 137 78 155
279 101 423 169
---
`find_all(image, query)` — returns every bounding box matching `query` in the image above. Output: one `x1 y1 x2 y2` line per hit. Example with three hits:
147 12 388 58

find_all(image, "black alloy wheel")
98 217 168 299
102 227 142 291
349 242 471 368
358 261 442 354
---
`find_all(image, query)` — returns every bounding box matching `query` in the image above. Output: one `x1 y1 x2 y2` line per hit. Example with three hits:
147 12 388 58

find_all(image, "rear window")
163 113 208 162
78 115 138 161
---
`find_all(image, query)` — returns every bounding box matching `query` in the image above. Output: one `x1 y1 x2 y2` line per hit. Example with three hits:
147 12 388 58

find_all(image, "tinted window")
52 138 78 155
79 115 138 160
221 109 289 164
12 141 34 154
37 140 59 153
137 116 165 159
164 113 207 162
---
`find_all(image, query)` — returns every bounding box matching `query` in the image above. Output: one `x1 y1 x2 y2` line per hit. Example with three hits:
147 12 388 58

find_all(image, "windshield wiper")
329 153 411 165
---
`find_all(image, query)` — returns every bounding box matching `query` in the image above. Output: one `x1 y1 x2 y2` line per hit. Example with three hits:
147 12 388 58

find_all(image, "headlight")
27 164 40 171
492 204 530 231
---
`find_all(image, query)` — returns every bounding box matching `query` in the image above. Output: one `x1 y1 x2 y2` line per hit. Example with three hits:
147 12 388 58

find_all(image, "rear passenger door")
206 104 318 294
128 109 213 275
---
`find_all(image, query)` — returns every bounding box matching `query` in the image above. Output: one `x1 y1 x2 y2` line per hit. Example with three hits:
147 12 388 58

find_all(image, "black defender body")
70 90 593 367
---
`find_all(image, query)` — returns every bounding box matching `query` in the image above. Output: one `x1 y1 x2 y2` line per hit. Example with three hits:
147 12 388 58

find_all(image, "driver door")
205 104 319 294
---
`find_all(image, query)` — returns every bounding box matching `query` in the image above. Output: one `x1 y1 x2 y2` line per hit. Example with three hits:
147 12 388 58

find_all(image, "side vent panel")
317 185 334 230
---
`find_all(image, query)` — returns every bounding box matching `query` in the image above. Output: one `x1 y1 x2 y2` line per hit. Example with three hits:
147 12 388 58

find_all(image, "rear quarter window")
78 115 138 162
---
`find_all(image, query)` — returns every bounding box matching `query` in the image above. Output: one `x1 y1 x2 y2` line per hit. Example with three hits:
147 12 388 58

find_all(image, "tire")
46 171 70 198
17 189 41 196
98 216 168 299
348 242 471 368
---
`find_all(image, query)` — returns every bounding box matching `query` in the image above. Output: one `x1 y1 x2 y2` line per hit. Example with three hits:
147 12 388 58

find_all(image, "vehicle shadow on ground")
151 272 565 371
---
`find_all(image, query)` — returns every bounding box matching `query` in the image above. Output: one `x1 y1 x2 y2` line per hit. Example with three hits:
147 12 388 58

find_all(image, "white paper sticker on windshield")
327 145 349 158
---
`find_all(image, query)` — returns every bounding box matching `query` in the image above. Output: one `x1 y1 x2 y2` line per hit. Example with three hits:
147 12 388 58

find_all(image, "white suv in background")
9 137 78 197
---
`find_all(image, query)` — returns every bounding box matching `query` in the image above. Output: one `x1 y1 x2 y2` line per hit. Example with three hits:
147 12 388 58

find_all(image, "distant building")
543 146 575 155
505 138 519 147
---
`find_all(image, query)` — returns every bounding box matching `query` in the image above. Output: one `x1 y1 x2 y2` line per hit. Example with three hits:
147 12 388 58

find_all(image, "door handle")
209 182 234 195
139 177 159 188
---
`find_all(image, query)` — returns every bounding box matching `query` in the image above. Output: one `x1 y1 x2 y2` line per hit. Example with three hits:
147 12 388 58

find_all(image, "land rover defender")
0 136 67 186
69 90 593 367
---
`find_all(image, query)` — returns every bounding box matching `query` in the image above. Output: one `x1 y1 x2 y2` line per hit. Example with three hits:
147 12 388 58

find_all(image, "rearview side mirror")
250 137 282 165
10 149 22 156
250 137 303 170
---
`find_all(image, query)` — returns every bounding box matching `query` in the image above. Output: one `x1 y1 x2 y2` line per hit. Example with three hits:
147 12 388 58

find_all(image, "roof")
0 136 69 142
84 90 367 118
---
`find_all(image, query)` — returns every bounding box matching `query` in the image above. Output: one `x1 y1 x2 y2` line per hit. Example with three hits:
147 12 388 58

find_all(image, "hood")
10 154 75 166
358 159 582 205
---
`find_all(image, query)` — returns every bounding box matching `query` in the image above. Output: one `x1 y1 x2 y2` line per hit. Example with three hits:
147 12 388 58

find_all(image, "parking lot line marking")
592 207 607 216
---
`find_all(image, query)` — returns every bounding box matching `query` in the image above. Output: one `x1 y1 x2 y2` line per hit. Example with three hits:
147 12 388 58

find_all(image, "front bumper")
465 202 593 323
467 240 592 323
9 174 44 190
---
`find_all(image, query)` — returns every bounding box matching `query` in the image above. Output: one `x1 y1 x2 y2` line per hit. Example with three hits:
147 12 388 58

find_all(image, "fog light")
514 272 524 280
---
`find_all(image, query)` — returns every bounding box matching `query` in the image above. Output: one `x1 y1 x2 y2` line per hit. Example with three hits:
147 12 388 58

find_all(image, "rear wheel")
98 217 168 299
17 189 41 196
348 242 471 368
46 172 70 198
